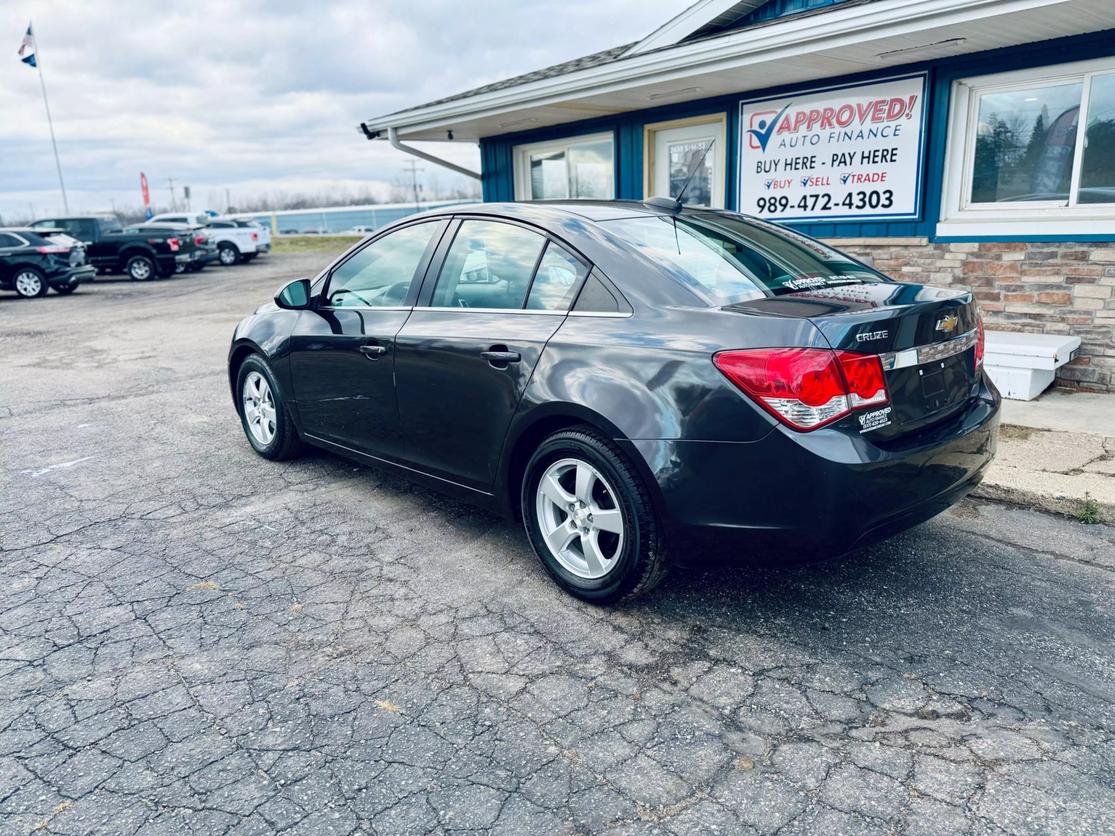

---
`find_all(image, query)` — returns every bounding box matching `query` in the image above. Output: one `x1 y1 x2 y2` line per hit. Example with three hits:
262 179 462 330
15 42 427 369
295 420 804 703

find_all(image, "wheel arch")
497 402 666 522
227 339 263 401
119 246 156 266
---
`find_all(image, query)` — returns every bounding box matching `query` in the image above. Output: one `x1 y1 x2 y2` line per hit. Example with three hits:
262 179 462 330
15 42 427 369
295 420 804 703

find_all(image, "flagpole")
29 25 68 213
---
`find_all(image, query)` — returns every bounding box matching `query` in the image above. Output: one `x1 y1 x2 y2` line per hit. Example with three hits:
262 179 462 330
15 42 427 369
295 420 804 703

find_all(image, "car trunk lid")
726 282 982 436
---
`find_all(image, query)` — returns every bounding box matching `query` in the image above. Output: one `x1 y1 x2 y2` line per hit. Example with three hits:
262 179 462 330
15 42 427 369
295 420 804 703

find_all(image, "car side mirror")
275 277 312 309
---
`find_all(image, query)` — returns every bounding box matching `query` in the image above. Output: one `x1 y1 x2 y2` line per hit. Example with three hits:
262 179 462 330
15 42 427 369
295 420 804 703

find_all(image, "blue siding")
478 30 1115 241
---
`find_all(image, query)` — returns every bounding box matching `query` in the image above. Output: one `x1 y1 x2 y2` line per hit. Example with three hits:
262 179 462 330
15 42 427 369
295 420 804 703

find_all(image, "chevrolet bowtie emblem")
935 313 960 333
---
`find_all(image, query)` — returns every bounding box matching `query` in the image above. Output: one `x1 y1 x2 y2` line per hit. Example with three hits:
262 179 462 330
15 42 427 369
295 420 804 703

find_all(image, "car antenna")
645 139 715 213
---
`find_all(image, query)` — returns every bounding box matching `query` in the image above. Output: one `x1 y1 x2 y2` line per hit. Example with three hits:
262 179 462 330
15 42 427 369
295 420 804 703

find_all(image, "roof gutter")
361 123 481 181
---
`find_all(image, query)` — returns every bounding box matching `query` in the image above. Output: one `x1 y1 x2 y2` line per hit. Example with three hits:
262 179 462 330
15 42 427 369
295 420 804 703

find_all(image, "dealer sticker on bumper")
858 406 892 433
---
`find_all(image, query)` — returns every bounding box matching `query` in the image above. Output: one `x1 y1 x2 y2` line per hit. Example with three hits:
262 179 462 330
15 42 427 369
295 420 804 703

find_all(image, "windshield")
599 213 888 305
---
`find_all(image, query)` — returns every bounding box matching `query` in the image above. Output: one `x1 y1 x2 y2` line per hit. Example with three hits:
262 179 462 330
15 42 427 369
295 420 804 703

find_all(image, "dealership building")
362 0 1115 391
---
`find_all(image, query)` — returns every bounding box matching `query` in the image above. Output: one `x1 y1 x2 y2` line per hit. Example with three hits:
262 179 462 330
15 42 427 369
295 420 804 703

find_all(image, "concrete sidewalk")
974 390 1115 523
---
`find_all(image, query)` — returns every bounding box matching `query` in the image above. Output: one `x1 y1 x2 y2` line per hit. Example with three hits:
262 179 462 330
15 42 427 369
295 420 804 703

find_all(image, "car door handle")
359 344 388 358
480 349 521 365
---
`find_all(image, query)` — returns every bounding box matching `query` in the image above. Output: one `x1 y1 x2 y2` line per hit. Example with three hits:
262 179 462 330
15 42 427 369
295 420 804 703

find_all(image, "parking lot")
1 254 1113 834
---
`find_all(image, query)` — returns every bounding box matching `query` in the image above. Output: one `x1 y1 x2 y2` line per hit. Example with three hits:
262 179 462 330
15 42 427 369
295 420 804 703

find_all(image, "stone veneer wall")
826 239 1115 392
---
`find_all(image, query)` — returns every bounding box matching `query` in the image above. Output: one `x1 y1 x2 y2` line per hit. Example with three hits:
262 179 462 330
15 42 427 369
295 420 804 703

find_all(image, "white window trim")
512 132 615 201
939 56 1115 238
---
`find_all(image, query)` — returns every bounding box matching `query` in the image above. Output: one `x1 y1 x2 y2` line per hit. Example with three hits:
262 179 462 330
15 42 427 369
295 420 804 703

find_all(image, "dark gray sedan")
228 201 999 603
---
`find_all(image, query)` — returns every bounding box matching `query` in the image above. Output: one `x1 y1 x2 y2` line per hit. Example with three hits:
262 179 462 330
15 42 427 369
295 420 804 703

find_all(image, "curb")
970 482 1112 524
971 422 1114 524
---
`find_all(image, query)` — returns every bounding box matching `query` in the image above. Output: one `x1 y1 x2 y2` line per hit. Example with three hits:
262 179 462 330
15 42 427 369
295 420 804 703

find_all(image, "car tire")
13 268 49 298
126 254 156 281
218 243 241 266
522 427 667 604
236 355 303 461
53 283 77 295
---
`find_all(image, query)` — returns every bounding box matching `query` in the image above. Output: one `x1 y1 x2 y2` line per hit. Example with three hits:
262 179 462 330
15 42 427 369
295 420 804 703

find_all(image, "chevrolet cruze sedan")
229 201 999 603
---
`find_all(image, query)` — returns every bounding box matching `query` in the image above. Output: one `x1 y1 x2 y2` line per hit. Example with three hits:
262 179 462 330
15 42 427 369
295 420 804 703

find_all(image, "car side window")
0 233 20 248
430 220 546 310
526 242 588 311
326 221 443 308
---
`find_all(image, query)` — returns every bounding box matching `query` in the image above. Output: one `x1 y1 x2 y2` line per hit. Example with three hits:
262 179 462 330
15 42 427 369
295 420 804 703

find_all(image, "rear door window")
326 220 444 308
0 233 23 248
430 220 547 310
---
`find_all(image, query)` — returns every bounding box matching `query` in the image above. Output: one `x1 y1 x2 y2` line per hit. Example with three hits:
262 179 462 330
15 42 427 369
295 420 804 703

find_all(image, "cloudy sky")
0 0 684 221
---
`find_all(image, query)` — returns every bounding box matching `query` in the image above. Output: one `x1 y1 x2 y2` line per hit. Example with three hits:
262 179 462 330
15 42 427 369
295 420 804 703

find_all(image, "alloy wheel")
220 246 237 265
14 271 44 297
535 457 625 579
130 258 152 280
242 371 277 445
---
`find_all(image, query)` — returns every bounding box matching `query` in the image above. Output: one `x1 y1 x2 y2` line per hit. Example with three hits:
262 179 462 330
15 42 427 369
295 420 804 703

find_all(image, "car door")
394 218 590 491
0 233 22 285
287 219 448 461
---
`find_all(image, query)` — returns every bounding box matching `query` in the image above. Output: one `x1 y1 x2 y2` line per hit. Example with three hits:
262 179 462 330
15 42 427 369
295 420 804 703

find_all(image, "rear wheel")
13 268 48 298
236 355 303 460
522 427 667 603
218 243 241 266
126 254 155 281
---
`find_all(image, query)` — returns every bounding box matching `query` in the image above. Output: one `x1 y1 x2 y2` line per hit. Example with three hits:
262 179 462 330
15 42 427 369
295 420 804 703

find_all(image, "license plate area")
918 353 969 414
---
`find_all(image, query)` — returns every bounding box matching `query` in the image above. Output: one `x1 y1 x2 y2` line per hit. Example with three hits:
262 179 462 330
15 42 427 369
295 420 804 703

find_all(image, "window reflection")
971 83 1081 203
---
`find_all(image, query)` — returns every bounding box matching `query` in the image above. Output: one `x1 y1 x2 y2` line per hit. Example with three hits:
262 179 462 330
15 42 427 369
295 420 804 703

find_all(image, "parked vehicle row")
0 212 272 298
149 212 271 265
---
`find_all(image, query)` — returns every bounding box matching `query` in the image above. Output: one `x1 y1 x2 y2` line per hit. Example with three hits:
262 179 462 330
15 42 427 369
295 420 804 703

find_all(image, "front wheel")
236 355 303 460
126 255 155 281
13 268 48 298
522 427 667 604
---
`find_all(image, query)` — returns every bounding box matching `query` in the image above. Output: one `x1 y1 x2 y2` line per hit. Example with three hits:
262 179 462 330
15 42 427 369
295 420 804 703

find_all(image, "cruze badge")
935 313 960 333
855 329 888 343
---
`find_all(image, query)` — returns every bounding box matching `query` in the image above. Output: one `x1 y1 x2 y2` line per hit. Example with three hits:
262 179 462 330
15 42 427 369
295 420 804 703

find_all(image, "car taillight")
713 347 889 431
251 231 258 241
168 237 180 251
36 245 68 254
975 317 985 369
195 235 206 245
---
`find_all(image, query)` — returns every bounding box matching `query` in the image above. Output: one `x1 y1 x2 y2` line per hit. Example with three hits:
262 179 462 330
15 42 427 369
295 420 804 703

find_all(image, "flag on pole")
18 22 36 67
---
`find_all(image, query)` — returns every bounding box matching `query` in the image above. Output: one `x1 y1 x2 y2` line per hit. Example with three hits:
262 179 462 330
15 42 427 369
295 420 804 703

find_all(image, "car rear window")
598 213 887 305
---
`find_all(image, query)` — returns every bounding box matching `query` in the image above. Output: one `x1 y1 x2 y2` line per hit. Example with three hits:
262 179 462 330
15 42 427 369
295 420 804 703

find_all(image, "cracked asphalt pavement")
2 254 1114 835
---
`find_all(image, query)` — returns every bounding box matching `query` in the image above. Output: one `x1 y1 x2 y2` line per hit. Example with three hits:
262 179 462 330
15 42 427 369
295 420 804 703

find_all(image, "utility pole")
167 177 176 211
402 160 423 212
225 188 231 213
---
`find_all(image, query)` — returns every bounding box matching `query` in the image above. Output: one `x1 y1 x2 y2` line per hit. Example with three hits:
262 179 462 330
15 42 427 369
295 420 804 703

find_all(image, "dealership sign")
738 75 927 222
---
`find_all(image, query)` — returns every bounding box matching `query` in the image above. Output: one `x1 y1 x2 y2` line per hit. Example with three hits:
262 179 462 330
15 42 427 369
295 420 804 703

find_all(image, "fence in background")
230 199 474 235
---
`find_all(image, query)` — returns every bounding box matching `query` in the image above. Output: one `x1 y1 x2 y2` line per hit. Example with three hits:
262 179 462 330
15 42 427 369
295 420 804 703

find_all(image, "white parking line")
21 456 94 477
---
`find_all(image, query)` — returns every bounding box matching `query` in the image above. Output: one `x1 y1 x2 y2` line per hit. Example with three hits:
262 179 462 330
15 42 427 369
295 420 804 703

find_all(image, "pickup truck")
129 223 217 273
230 218 271 258
149 212 264 265
30 215 190 280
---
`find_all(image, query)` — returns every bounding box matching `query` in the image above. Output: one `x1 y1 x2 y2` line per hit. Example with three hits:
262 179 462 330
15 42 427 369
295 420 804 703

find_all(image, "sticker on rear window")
857 406 892 433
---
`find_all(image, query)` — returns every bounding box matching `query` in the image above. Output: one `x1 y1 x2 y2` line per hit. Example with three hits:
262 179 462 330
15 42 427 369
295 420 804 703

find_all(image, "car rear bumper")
627 380 1000 556
50 265 96 288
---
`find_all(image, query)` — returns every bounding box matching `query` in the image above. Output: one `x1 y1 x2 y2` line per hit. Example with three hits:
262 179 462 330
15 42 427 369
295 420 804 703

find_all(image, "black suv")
0 228 95 298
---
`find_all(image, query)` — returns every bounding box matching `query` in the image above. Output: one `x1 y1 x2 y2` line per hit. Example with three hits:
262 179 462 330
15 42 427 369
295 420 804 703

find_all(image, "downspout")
360 123 482 181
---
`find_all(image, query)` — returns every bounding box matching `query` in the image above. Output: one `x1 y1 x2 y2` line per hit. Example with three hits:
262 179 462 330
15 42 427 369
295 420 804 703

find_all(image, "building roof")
361 0 1115 142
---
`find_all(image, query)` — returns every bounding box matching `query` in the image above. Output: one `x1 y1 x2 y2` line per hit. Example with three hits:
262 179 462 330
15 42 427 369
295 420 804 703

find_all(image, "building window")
513 132 615 200
941 59 1115 236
